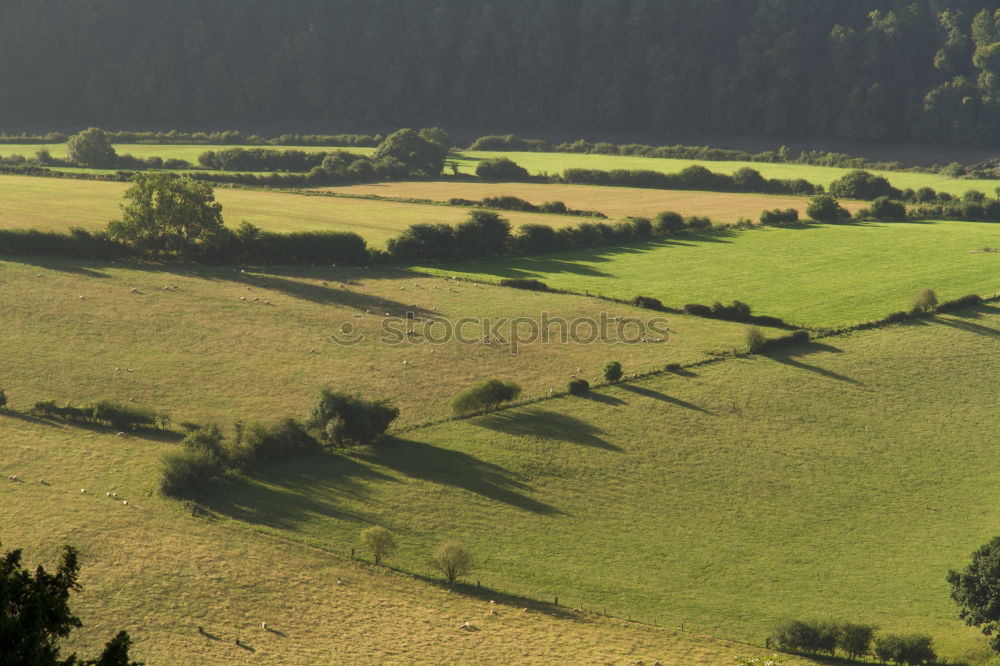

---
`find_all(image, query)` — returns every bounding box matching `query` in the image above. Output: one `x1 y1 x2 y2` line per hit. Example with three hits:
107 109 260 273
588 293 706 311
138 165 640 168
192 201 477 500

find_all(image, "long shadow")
200 453 393 529
0 254 113 278
0 409 61 426
617 383 715 414
934 314 1000 338
763 341 864 386
581 391 626 406
356 437 561 515
474 407 619 451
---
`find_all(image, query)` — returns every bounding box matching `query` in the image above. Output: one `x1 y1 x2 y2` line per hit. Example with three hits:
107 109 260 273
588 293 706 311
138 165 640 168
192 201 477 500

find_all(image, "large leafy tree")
107 173 224 256
66 128 118 168
0 541 141 665
372 128 446 177
948 536 1000 652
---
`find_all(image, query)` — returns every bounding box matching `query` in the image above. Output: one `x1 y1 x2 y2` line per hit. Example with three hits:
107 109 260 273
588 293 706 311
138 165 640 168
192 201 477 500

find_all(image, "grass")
0 174 597 247
179 306 1000 662
415 221 1000 328
0 256 771 428
453 150 1000 197
317 180 868 221
0 417 816 665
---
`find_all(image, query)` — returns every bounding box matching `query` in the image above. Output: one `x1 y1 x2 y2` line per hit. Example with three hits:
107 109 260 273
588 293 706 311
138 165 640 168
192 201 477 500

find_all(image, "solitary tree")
67 127 118 168
912 288 938 313
106 173 224 256
430 541 471 585
746 327 767 353
0 541 141 664
948 536 1000 652
359 526 396 566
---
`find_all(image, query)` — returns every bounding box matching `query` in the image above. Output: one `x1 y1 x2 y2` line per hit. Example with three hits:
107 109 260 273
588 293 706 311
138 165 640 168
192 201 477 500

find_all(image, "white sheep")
240 296 246 301
130 287 139 294
7 475 17 482
122 500 128 506
78 295 85 300
459 622 473 630
264 300 271 305
260 621 268 631
80 488 86 494
117 432 128 438
337 576 347 585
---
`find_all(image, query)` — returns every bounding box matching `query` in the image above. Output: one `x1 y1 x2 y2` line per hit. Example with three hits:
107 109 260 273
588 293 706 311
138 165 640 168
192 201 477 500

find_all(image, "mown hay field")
417 220 1000 328
317 180 867 221
0 174 594 247
0 257 769 428
180 308 1000 661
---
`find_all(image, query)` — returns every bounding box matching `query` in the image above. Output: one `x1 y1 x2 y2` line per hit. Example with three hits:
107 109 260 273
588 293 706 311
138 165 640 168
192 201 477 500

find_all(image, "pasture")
455 150 1000 197
180 306 1000 661
0 418 811 665
0 257 769 428
416 220 1000 328
318 180 867 221
0 174 594 247
0 142 369 163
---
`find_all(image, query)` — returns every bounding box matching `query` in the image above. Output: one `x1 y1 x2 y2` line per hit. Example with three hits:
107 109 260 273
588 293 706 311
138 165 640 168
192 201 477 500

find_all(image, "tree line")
2 1 1000 145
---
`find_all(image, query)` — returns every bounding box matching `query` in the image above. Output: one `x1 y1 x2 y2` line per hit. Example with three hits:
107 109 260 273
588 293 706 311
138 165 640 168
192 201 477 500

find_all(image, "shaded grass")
0 143 373 162
415 221 1000 328
0 256 769 427
190 309 1000 661
316 180 868 221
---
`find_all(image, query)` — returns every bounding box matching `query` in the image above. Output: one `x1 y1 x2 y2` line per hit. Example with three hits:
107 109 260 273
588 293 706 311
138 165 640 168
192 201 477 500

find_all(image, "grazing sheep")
130 287 139 294
547 388 553 395
385 312 390 317
322 281 328 286
399 286 405 290
122 500 128 506
337 576 347 585
252 297 259 302
78 295 86 300
239 296 246 301
459 622 473 630
128 398 137 403
577 367 583 373
488 609 498 616
263 300 271 305
117 432 128 438
38 479 48 485
163 286 171 291
402 360 409 365
80 488 86 494
106 492 112 497
309 348 316 354
126 368 135 373
489 600 497 605
522 608 528 612
36 273 43 277
260 621 268 631
7 475 18 482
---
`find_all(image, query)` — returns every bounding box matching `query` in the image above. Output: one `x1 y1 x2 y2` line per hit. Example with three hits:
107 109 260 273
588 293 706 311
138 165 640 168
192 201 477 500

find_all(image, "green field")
0 174 598 247
0 257 769 428
417 221 1000 328
455 150 1000 197
0 143 372 162
170 306 1000 660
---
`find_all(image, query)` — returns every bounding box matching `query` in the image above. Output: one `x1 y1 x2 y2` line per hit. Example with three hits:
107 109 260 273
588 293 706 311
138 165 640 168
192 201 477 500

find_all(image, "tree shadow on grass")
357 437 561 515
201 453 393 530
474 407 619 451
934 309 1000 337
580 391 626 406
617 383 715 414
762 341 864 386
0 255 113 279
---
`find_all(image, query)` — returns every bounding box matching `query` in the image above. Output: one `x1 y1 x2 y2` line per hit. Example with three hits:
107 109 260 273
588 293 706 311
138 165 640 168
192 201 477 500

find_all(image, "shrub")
306 389 399 447
567 378 590 395
226 419 319 473
937 293 983 313
686 215 713 231
180 425 226 459
757 330 811 352
159 448 224 499
359 526 396 566
453 210 512 259
828 170 900 200
481 195 536 212
0 388 6 409
603 361 623 382
632 295 663 310
513 223 560 254
655 210 685 234
499 278 550 291
746 327 767 353
538 200 567 213
387 223 456 262
874 633 936 665
451 379 522 415
475 157 530 181
759 208 799 226
911 288 938 313
838 623 876 661
89 400 160 430
861 196 907 221
806 194 851 223
430 541 472 585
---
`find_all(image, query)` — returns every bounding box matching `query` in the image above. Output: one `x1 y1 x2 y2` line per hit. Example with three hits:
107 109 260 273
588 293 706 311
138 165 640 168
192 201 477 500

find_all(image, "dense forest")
3 1 1000 145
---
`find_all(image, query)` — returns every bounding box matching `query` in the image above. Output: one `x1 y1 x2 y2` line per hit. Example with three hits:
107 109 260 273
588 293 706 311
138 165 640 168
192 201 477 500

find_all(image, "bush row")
197 148 330 172
450 194 605 218
683 300 792 329
772 619 935 664
0 130 382 147
31 399 168 431
559 165 819 196
0 225 369 266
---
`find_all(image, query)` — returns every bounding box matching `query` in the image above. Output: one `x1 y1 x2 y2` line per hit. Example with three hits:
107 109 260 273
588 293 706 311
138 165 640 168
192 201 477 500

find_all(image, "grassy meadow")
1 417 813 665
0 174 595 247
417 220 1000 328
181 306 1000 661
318 180 867 221
455 150 1000 197
0 256 769 428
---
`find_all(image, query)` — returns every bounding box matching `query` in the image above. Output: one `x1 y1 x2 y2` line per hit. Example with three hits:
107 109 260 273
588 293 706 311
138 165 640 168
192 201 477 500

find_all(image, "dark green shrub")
447 197 478 207
538 200 567 213
686 215 713 231
451 379 522 415
476 157 530 181
307 389 400 447
884 310 912 323
745 327 766 353
227 418 320 473
838 623 876 661
453 210 512 259
499 278 550 291
828 170 900 200
159 448 224 499
806 194 851 223
655 210 685 234
759 208 799 226
630 217 653 237
912 288 938 313
89 400 159 430
873 633 936 665
567 378 590 395
862 196 907 221
603 361 622 382
632 295 663 310
387 223 456 262
482 195 536 212
181 425 226 459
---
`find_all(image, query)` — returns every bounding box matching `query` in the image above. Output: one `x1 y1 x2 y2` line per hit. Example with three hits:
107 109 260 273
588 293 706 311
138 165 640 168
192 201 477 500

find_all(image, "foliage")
454 210 512 259
759 208 799 226
912 288 938 313
451 379 522 416
476 157 530 181
67 128 117 168
745 327 767 353
499 278 550 292
567 378 590 395
0 388 6 409
828 170 900 201
937 293 984 313
948 536 1000 652
429 541 471 585
806 194 851 223
386 223 456 262
0 540 141 664
306 389 399 447
859 196 908 221
838 623 877 661
603 361 623 382
872 633 936 665
359 526 396 566
107 173 224 256
562 166 818 196
373 128 445 177
159 448 224 500
631 295 663 310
